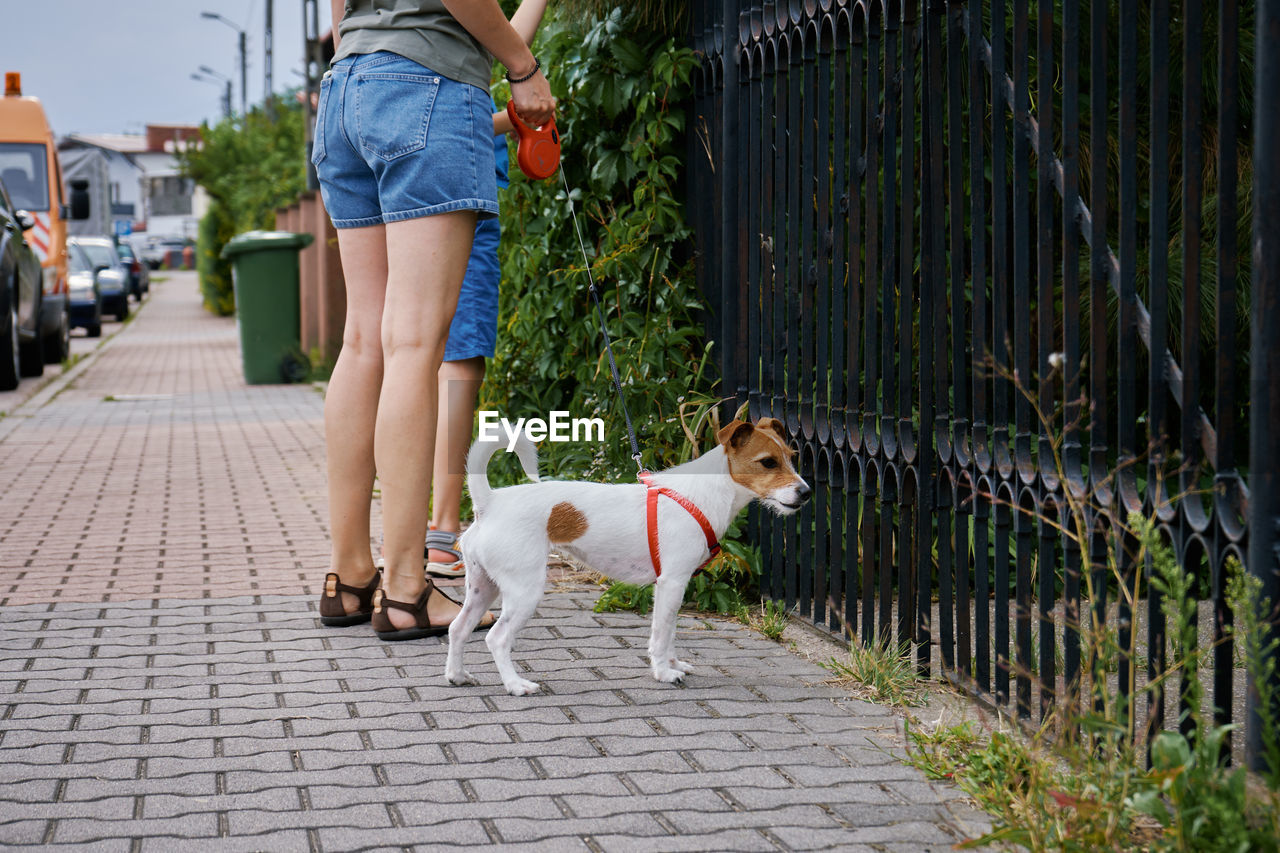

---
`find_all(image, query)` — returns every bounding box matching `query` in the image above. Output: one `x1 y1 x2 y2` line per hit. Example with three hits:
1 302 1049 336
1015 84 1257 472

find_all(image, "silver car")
68 237 130 322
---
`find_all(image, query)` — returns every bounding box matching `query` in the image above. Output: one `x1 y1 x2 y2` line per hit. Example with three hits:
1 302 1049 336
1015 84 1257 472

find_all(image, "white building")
58 125 206 244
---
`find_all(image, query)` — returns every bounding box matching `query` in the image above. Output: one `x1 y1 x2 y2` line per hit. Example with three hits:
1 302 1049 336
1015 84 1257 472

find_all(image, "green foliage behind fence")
483 9 714 482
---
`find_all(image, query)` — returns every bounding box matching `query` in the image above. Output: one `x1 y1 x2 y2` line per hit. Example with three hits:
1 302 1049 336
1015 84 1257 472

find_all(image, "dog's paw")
445 668 478 686
652 667 686 685
670 657 694 674
504 678 541 696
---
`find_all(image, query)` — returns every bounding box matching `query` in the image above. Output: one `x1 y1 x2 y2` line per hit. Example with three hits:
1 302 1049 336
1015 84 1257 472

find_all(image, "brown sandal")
372 580 497 641
372 580 447 641
319 570 381 626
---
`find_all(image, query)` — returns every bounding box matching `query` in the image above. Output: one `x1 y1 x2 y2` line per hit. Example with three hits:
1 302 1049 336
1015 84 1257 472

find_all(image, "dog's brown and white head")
717 417 811 514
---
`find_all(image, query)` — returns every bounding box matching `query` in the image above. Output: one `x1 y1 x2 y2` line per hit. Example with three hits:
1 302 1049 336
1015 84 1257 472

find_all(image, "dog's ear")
717 420 755 449
755 417 788 442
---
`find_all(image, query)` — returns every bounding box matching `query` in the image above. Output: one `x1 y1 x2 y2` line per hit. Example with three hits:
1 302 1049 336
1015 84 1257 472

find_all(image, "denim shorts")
444 216 500 361
312 52 499 228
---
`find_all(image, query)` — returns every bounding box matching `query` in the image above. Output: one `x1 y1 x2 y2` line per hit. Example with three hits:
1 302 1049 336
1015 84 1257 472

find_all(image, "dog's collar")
638 471 721 579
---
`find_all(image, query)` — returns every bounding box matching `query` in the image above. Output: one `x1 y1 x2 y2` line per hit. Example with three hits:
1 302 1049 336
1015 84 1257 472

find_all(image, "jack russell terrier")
445 417 811 696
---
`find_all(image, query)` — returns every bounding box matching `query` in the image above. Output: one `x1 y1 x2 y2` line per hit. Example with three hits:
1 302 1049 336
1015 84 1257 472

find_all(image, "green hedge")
196 199 236 316
180 97 306 316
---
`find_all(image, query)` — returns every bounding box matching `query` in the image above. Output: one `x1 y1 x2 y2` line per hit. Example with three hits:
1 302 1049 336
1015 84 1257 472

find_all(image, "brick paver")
0 273 990 851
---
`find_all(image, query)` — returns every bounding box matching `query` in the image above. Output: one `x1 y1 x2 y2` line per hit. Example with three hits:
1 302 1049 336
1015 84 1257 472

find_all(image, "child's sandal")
425 529 466 578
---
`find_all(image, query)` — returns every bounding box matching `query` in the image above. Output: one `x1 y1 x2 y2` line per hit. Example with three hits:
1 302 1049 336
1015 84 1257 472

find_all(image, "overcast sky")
0 0 333 137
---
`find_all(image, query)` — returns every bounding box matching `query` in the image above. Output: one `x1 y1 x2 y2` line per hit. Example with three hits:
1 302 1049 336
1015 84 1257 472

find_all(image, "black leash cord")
560 168 645 473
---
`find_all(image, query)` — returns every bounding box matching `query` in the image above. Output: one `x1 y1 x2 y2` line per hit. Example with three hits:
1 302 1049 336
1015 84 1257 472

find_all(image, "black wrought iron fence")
688 0 1280 764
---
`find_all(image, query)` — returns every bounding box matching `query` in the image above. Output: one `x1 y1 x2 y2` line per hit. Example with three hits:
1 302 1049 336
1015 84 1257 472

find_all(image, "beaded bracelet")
505 57 541 84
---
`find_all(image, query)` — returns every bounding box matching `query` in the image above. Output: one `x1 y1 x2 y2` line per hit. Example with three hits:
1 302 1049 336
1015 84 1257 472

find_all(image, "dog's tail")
466 434 540 517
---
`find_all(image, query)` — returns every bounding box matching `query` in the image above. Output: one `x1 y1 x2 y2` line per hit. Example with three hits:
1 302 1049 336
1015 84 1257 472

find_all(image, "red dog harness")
638 471 721 579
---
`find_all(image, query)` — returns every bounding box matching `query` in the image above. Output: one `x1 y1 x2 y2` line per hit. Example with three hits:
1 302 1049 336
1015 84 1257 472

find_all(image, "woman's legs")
377 210 479 628
430 356 487 563
325 224 387 614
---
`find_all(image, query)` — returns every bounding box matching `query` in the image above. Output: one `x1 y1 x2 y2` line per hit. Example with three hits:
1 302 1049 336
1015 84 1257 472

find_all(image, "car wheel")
19 334 43 378
116 299 129 322
87 321 102 338
0 304 19 391
42 307 70 364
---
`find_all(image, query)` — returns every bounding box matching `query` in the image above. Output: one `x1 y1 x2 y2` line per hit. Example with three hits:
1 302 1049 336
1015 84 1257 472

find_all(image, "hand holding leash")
506 100 560 180
507 65 555 129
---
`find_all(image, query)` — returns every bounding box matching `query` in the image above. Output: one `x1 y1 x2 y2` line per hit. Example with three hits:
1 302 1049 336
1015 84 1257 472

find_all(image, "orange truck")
0 71 89 372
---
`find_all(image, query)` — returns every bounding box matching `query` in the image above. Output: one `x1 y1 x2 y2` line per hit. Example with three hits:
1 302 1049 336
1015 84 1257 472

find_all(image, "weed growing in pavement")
729 598 793 641
821 638 929 708
755 598 791 641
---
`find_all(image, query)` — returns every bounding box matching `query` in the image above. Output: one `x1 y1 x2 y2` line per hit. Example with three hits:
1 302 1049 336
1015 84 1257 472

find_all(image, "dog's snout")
796 481 812 502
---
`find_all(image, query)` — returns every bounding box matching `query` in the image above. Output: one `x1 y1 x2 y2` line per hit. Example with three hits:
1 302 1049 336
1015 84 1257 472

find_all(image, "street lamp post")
264 0 275 121
200 11 247 116
302 0 323 189
196 66 233 119
191 71 231 119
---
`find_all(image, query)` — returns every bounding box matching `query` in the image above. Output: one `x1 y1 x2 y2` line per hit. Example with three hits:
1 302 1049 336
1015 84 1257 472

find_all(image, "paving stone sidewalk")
0 274 991 851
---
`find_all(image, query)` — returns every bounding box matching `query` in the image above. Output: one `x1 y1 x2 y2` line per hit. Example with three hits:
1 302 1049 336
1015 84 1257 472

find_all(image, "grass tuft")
822 638 927 708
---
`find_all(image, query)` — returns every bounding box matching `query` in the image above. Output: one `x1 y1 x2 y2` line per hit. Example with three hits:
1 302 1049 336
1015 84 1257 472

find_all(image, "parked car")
114 239 149 300
0 174 44 389
66 240 103 337
69 236 128 322
141 235 190 270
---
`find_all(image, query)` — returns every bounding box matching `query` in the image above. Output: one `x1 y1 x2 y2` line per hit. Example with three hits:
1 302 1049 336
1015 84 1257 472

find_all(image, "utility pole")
265 0 275 120
202 12 248 116
191 70 233 120
239 29 247 116
303 0 323 189
194 66 235 120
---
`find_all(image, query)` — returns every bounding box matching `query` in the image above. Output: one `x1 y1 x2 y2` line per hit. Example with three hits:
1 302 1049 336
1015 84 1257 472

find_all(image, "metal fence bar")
1145 0 1172 746
1249 0 1280 777
1180 0 1206 742
1212 0 1243 751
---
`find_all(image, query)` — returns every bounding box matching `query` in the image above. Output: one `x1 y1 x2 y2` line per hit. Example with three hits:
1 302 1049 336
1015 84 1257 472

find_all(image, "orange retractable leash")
506 101 560 180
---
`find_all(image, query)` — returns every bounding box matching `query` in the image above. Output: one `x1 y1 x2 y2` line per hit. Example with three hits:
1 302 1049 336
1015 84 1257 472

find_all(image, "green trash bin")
221 230 314 385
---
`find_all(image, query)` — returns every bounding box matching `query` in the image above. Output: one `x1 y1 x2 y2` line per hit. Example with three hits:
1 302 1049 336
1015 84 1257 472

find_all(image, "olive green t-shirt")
333 0 493 91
